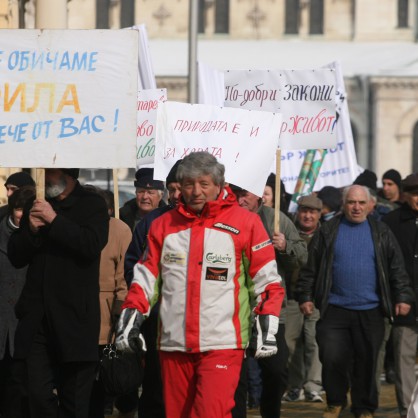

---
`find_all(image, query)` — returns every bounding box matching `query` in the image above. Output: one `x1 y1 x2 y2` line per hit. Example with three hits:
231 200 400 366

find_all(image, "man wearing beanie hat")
120 160 183 418
7 168 109 417
120 167 165 231
0 171 35 222
382 169 402 204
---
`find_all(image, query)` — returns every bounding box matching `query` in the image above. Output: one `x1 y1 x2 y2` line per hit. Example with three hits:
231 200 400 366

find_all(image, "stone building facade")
0 0 418 202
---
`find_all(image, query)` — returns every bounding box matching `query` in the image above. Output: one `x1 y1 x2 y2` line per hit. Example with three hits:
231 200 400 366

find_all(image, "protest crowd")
2 156 418 418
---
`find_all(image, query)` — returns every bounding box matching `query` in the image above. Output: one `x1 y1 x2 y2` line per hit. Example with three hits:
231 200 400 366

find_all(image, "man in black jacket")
383 173 418 418
296 185 413 418
8 168 109 418
119 168 165 231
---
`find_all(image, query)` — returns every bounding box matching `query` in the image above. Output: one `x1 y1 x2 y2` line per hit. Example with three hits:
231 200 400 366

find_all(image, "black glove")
249 314 279 359
115 308 147 353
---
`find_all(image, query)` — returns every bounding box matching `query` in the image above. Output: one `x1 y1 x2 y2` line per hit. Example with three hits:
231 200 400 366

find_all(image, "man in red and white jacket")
116 152 285 418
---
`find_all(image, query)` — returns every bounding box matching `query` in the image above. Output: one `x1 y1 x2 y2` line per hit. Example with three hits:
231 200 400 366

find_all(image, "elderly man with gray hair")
116 151 285 418
296 184 413 418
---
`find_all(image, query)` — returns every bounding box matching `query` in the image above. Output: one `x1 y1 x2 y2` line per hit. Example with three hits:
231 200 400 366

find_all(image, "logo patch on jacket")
213 222 240 235
205 252 232 264
252 239 272 252
205 267 228 282
163 252 187 265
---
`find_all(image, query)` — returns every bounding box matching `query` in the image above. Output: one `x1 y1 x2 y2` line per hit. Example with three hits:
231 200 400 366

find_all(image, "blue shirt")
328 217 380 310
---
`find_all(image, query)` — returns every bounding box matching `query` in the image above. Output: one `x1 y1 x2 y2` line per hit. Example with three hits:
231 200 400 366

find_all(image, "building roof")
148 39 418 78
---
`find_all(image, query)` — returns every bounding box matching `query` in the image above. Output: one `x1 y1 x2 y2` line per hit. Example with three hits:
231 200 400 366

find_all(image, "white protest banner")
132 25 157 90
0 29 138 168
198 62 224 106
136 88 167 168
280 61 358 193
154 101 282 196
224 69 337 149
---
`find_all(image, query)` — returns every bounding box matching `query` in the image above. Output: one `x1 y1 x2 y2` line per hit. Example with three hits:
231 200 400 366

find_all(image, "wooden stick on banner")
113 169 120 219
274 148 281 234
36 168 45 200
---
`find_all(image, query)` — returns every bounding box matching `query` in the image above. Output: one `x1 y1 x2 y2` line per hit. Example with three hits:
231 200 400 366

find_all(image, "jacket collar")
177 186 237 219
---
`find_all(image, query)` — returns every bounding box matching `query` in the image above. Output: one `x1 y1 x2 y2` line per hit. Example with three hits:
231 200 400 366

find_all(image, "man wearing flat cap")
383 173 418 418
284 194 324 403
120 167 165 231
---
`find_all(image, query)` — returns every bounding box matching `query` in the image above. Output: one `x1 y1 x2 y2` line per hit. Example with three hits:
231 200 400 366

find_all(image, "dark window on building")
413 121 418 172
309 0 324 34
398 0 408 27
285 0 299 34
215 0 229 34
96 0 110 29
120 0 135 28
198 0 205 33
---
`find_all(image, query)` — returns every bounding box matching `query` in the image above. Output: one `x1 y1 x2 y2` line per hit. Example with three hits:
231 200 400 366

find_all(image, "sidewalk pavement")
247 381 400 418
106 380 401 418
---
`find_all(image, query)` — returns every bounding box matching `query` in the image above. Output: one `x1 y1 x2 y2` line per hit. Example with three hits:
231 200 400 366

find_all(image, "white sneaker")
305 390 324 402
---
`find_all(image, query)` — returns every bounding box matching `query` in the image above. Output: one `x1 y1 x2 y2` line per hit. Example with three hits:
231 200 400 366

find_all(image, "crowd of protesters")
1 156 418 418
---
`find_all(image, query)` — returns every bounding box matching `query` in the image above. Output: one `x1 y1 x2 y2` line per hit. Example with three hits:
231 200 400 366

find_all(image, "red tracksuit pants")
159 349 244 418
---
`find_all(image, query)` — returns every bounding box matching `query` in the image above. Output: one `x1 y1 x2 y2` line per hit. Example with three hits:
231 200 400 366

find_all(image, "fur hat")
134 168 164 190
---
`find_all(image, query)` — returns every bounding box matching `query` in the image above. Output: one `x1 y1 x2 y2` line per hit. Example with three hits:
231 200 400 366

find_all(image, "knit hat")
166 160 183 185
298 194 323 211
5 172 35 188
61 169 80 179
401 173 418 193
317 186 342 212
382 169 402 189
353 169 377 191
134 168 164 190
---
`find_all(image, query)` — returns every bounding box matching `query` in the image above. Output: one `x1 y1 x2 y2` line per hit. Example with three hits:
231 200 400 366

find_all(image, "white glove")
249 314 279 359
115 308 147 354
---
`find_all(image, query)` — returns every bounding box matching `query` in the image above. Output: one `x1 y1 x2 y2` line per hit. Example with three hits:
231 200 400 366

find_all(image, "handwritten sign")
277 62 358 193
136 88 167 168
224 68 337 149
0 29 138 168
154 101 282 196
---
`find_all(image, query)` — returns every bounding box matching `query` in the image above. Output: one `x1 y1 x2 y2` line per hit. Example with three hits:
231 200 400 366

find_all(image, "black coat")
8 183 109 362
383 203 418 325
119 197 167 231
296 214 414 321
